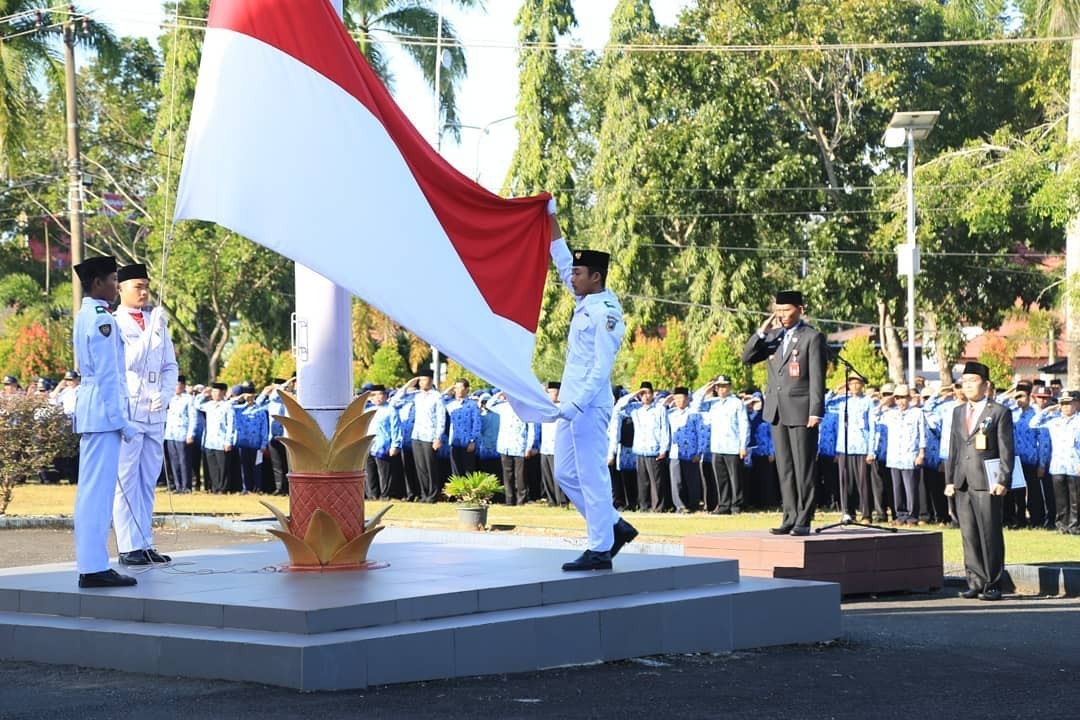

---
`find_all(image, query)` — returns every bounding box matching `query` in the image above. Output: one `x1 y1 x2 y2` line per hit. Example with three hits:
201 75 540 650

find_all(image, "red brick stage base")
684 527 943 596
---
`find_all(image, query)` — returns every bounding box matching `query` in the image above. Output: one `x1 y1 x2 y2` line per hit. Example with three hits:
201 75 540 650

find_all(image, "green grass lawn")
5 484 1076 568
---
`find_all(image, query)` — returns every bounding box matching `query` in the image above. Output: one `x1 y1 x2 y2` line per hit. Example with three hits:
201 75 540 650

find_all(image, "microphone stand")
816 353 895 534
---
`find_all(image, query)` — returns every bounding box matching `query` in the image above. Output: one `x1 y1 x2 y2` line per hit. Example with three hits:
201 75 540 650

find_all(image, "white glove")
547 196 557 215
121 423 138 442
149 307 167 331
149 393 163 412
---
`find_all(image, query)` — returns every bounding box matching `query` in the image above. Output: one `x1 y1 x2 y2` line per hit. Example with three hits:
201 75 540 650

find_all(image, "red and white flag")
174 0 556 420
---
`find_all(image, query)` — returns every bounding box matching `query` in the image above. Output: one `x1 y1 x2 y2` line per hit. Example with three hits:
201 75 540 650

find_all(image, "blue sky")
78 1 687 189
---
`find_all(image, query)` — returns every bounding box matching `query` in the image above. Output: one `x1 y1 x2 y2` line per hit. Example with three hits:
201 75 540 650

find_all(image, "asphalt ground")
1 528 1078 720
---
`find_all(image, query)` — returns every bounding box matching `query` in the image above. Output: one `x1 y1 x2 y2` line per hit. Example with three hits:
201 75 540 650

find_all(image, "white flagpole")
293 0 353 437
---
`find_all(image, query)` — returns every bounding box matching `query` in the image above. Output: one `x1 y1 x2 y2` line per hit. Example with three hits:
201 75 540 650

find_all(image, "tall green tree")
344 0 483 141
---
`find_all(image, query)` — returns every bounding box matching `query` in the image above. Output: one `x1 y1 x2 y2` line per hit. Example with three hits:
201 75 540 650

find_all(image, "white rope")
157 0 183 307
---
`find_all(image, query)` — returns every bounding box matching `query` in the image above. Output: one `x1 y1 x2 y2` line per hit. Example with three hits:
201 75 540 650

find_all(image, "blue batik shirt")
200 398 236 451
477 409 501 460
489 398 536 457
934 399 959 459
817 398 839 459
692 391 749 456
751 416 773 458
874 406 926 470
234 402 268 450
629 401 671 457
607 402 637 471
164 392 195 442
922 407 942 470
392 388 445 443
870 403 890 461
1029 410 1080 476
668 406 705 461
831 393 873 456
368 404 403 458
445 397 481 448
1011 405 1042 468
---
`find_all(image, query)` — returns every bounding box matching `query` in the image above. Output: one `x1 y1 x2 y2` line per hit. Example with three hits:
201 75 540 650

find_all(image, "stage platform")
684 527 943 596
0 541 840 690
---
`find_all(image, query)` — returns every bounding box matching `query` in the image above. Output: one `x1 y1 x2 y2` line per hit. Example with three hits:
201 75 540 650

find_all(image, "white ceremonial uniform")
551 239 626 552
72 298 133 574
113 307 179 554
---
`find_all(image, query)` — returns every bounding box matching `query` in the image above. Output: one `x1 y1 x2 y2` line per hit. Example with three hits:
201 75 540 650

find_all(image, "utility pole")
59 5 85 315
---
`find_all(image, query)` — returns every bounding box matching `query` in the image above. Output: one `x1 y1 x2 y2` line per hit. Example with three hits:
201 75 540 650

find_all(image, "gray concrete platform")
0 542 840 690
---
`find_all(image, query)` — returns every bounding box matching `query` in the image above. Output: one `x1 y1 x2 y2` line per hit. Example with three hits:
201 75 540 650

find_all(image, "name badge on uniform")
788 350 800 377
148 372 158 383
974 431 987 451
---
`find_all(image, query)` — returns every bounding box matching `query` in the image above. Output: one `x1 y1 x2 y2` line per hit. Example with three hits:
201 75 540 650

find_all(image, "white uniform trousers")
114 420 165 553
554 404 618 552
74 430 122 574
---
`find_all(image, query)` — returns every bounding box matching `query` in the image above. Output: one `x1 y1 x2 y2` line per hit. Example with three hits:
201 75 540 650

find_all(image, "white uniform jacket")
72 298 129 434
115 307 179 425
551 239 625 413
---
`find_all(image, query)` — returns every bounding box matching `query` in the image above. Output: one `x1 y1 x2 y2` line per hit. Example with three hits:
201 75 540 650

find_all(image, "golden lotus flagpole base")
264 391 391 570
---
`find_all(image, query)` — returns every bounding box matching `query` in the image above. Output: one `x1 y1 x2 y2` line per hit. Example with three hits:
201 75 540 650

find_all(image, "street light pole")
884 110 939 385
430 1 446 386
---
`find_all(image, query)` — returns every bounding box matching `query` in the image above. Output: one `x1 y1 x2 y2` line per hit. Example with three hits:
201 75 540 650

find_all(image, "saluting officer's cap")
715 375 732 385
210 382 228 392
1015 381 1033 395
73 256 117 284
893 383 910 396
774 289 803 306
880 383 895 396
639 381 653 390
369 384 387 392
117 263 149 283
1060 390 1078 403
1032 385 1052 398
36 377 49 388
63 370 79 380
478 393 491 404
961 361 990 381
571 249 610 272
546 381 561 390
2 375 17 385
417 368 434 379
672 386 690 396
241 381 256 394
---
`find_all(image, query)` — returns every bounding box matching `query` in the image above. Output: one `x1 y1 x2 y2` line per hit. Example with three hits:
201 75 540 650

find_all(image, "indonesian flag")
174 0 557 421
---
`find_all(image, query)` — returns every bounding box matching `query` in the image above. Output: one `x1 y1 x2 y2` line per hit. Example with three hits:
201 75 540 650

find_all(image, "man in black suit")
742 290 826 536
945 361 1013 601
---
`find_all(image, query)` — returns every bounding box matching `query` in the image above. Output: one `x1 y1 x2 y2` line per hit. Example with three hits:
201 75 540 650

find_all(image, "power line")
627 243 1064 260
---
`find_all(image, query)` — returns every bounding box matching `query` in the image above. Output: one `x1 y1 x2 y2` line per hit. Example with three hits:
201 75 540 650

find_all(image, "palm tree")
343 0 483 142
0 1 117 174
1026 1 1080 386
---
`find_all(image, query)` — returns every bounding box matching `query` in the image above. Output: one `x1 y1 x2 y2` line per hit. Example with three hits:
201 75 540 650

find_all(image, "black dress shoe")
960 588 981 599
78 569 137 588
790 526 811 536
118 550 150 566
979 588 1002 601
769 526 793 535
610 518 639 558
562 549 612 571
145 548 172 563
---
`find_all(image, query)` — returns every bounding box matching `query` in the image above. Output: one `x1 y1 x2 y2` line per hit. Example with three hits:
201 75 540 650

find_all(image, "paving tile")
306 599 398 633
476 581 542 612
223 604 309 634
301 642 367 690
730 583 840 649
454 616 538 676
0 619 14 658
364 628 454 686
534 610 601 668
395 590 477 622
599 603 665 662
11 625 82 665
79 593 144 622
81 630 162 674
0 588 18 612
19 589 79 617
144 599 224 628
159 636 303 688
660 594 734 654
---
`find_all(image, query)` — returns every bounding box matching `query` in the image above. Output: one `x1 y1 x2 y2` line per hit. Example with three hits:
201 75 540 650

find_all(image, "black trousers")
1003 483 1028 528
1024 464 1047 528
450 445 476 477
188 441 204 491
267 437 289 494
890 468 918 522
540 454 566 506
750 455 780 509
164 440 191 492
411 440 439 502
816 456 839 512
238 448 260 492
205 449 229 494
955 487 1005 592
870 459 892 520
710 453 743 513
636 455 667 512
839 453 869 519
1052 474 1080 531
610 465 636 510
500 454 528 505
919 464 948 523
668 458 701 511
772 424 818 529
402 449 421 500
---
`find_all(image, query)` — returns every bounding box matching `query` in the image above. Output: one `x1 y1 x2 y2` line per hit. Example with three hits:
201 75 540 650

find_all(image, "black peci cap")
571 249 610 273
774 290 803 306
117 263 149 283
961 361 990 381
211 382 228 392
639 381 653 390
74 256 117 284
673 386 690 396
546 381 561 390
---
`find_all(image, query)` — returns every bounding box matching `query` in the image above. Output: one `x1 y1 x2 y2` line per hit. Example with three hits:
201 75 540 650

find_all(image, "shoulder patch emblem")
95 306 107 314
606 315 617 331
99 324 112 337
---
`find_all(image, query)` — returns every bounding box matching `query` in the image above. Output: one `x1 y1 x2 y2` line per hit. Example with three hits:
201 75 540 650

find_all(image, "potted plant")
443 471 502 530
